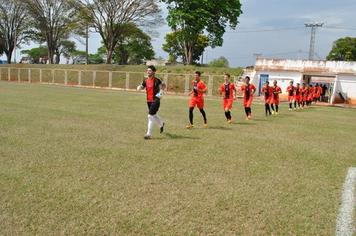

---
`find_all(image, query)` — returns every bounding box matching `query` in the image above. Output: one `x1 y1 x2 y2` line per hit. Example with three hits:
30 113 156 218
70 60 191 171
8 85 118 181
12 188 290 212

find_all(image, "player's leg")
149 99 164 133
198 99 207 126
145 102 154 139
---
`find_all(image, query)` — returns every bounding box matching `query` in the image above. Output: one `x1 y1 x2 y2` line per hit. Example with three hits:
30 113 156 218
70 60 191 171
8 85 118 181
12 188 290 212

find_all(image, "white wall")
255 71 303 93
335 74 356 101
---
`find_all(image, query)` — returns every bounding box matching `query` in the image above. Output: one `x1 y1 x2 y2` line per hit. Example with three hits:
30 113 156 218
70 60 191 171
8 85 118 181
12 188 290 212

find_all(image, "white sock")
153 114 163 127
146 115 154 136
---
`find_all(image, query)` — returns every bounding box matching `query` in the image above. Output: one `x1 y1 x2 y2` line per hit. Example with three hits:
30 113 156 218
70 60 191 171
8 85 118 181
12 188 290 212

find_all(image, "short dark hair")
224 73 230 78
245 76 250 80
195 71 201 76
147 65 156 72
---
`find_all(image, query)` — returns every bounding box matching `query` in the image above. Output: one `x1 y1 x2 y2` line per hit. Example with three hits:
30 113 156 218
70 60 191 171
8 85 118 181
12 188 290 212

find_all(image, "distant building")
247 58 356 105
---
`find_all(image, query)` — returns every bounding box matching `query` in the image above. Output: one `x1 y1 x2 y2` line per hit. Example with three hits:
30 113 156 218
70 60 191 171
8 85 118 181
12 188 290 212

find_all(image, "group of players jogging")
138 65 321 139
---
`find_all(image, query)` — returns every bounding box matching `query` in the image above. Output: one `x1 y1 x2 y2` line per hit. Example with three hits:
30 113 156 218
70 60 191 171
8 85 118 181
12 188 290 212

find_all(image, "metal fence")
0 67 243 96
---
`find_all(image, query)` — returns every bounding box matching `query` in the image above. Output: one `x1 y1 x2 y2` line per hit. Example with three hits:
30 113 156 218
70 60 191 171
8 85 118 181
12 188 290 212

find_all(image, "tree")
77 0 161 64
161 0 242 65
114 23 155 65
55 40 76 64
0 0 32 63
162 31 209 64
21 46 48 63
209 56 229 67
22 0 78 64
327 37 356 61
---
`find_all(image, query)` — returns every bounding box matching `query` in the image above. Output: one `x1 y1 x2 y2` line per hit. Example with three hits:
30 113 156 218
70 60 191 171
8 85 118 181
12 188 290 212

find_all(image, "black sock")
271 104 275 111
248 107 252 116
294 101 297 108
227 111 231 120
189 107 194 124
289 103 292 109
244 107 249 116
267 104 271 115
276 105 279 112
265 104 268 116
199 109 207 124
224 111 229 120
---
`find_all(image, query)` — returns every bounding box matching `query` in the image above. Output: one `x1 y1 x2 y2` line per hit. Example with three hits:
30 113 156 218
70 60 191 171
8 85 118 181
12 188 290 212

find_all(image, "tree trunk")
185 43 193 65
55 49 60 64
106 48 113 64
6 50 13 64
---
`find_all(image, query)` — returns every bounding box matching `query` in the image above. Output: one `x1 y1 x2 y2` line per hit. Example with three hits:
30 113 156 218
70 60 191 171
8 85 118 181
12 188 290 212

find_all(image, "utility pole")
305 23 323 60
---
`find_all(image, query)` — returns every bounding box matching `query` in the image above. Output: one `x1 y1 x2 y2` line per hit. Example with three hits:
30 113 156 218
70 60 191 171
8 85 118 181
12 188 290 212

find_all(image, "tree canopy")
327 37 356 61
161 0 242 64
0 0 32 63
162 31 208 64
22 0 79 64
209 56 230 67
78 0 161 64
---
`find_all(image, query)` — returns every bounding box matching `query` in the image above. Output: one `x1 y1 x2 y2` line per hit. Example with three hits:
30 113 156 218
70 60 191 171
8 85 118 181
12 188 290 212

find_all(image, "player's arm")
233 85 237 99
198 84 207 93
252 85 256 95
137 80 146 90
156 81 166 98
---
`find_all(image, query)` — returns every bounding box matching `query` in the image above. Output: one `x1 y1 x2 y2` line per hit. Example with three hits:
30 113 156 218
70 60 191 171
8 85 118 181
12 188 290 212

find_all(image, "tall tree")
0 0 31 63
77 0 161 64
162 31 208 64
22 0 78 64
113 23 154 65
327 37 356 61
56 40 76 64
161 0 242 64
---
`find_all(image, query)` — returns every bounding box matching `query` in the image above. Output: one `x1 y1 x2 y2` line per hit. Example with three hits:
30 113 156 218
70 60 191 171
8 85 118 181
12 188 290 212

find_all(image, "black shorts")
147 99 160 115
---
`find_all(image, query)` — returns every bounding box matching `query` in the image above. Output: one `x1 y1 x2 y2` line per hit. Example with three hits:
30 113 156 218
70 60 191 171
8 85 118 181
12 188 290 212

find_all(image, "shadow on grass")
234 121 256 125
205 126 232 130
163 132 200 140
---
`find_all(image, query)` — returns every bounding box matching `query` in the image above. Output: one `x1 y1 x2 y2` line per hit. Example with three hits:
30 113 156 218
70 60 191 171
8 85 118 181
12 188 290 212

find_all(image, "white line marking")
336 167 356 236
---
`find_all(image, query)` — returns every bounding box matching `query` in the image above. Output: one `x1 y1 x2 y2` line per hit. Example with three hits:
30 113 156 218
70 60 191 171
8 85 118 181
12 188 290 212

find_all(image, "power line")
226 27 303 34
324 26 356 31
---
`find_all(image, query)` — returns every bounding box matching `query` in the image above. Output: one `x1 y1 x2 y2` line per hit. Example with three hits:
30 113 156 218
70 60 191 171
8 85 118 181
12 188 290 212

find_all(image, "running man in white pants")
137 65 166 139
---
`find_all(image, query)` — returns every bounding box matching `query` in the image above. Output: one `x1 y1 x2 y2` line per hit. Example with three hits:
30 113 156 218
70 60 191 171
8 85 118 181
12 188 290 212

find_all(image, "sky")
5 0 356 67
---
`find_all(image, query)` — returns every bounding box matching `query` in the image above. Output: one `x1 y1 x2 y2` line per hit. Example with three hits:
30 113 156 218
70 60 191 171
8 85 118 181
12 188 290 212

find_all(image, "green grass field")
1 81 356 235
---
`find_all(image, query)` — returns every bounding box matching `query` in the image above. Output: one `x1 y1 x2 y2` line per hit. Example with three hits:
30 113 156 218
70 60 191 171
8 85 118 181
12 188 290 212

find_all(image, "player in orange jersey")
240 76 256 120
219 73 236 123
261 80 273 116
294 83 303 109
286 80 295 111
271 80 282 115
186 71 207 128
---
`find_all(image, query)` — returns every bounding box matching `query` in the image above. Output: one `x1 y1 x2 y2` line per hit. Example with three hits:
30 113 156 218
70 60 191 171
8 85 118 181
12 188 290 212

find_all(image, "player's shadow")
164 132 200 140
205 126 232 130
234 121 256 125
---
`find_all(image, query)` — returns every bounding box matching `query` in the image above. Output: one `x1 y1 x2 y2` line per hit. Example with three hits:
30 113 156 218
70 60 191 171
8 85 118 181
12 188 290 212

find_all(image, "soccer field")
1 82 356 235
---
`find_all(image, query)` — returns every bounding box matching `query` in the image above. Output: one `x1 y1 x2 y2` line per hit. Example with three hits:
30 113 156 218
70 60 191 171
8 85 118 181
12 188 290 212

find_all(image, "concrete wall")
335 75 356 104
254 71 303 94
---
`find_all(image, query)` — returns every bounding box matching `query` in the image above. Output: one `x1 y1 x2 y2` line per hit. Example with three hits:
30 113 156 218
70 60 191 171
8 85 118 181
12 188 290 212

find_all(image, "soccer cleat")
275 112 279 115
186 124 194 129
144 134 152 139
203 123 208 128
227 119 232 124
288 108 292 111
160 122 165 133
272 111 275 115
